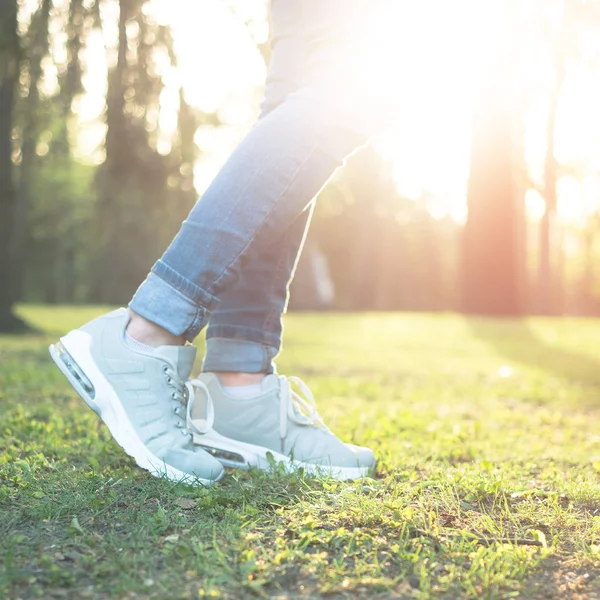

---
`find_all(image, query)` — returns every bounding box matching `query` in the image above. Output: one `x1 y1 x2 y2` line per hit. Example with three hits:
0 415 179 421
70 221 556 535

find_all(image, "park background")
4 1 600 600
2 0 600 327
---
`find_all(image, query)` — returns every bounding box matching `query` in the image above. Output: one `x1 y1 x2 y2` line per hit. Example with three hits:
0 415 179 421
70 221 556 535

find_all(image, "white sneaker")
189 373 376 480
49 309 224 485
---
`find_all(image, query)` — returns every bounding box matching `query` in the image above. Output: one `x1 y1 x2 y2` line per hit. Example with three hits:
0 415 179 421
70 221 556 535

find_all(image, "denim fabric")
130 0 394 372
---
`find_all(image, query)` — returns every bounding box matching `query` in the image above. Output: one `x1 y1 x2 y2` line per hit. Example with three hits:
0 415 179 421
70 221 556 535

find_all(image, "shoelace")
182 375 325 444
163 365 214 438
279 376 327 440
186 378 215 435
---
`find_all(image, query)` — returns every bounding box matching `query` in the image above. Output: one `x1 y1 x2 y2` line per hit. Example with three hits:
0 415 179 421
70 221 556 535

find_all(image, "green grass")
2 306 600 599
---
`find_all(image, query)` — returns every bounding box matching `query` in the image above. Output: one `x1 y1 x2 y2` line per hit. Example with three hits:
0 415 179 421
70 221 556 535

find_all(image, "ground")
2 307 600 599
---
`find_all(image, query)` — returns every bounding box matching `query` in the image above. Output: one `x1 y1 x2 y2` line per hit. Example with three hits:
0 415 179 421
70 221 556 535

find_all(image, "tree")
11 0 52 301
534 0 600 314
94 0 209 303
0 0 28 331
462 24 525 316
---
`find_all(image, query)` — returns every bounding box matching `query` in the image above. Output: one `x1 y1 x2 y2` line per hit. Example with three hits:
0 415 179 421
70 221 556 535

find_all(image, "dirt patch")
522 555 600 600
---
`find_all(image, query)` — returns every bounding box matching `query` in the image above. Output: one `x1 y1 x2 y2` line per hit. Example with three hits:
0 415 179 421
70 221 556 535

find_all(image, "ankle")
213 372 265 387
126 309 185 347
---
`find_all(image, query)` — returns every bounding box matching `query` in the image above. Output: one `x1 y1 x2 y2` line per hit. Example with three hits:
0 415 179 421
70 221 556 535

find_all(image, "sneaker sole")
49 329 222 486
193 429 371 481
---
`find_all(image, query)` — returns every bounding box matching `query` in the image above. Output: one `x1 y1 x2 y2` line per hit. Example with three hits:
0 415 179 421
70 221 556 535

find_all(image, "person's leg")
185 0 392 478
51 0 392 482
203 205 314 377
127 0 392 344
195 191 377 479
202 0 314 379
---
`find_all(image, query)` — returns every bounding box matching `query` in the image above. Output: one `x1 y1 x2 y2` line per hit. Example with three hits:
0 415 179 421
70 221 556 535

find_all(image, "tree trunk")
581 224 597 315
0 0 28 331
12 0 52 301
463 51 524 316
537 62 565 315
96 0 129 303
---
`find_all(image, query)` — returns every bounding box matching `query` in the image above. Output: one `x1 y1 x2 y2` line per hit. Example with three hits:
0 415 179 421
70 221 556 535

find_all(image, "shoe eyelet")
162 365 168 373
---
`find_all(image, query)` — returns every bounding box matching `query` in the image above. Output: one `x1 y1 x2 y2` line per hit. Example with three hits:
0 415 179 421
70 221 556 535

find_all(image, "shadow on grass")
467 318 600 387
0 311 41 335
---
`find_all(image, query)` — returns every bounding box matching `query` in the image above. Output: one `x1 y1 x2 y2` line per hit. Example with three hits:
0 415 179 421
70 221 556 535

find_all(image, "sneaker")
49 308 224 485
189 373 376 480
346 443 377 468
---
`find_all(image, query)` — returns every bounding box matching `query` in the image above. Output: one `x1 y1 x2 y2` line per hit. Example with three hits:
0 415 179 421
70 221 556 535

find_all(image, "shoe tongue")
154 345 197 380
261 374 281 393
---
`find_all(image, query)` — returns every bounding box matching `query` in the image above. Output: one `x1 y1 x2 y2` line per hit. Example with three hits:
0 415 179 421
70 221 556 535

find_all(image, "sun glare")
160 0 496 210
67 0 600 224
365 1 490 221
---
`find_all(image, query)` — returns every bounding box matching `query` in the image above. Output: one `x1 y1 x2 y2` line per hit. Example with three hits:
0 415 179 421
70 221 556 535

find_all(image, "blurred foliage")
304 147 461 311
2 0 208 310
2 0 600 326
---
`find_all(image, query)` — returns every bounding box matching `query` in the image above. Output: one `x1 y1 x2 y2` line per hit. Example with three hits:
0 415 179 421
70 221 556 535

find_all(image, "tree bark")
537 61 565 315
0 0 29 331
463 50 525 316
12 0 52 301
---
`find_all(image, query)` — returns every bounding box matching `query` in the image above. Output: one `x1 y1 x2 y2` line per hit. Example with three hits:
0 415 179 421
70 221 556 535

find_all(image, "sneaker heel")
49 341 100 416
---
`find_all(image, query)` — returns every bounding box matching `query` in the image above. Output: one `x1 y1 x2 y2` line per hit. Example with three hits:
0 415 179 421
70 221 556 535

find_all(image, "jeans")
129 0 393 373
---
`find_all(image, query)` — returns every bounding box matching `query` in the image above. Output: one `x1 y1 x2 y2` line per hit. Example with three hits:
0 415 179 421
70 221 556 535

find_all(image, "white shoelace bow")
185 379 215 435
179 375 325 442
279 376 327 440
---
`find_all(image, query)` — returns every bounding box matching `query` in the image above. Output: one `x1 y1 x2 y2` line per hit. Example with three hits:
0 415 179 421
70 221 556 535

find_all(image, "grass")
2 306 600 599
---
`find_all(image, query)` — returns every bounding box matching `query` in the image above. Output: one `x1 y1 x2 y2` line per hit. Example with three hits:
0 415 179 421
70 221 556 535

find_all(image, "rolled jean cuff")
129 271 209 341
202 337 278 374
